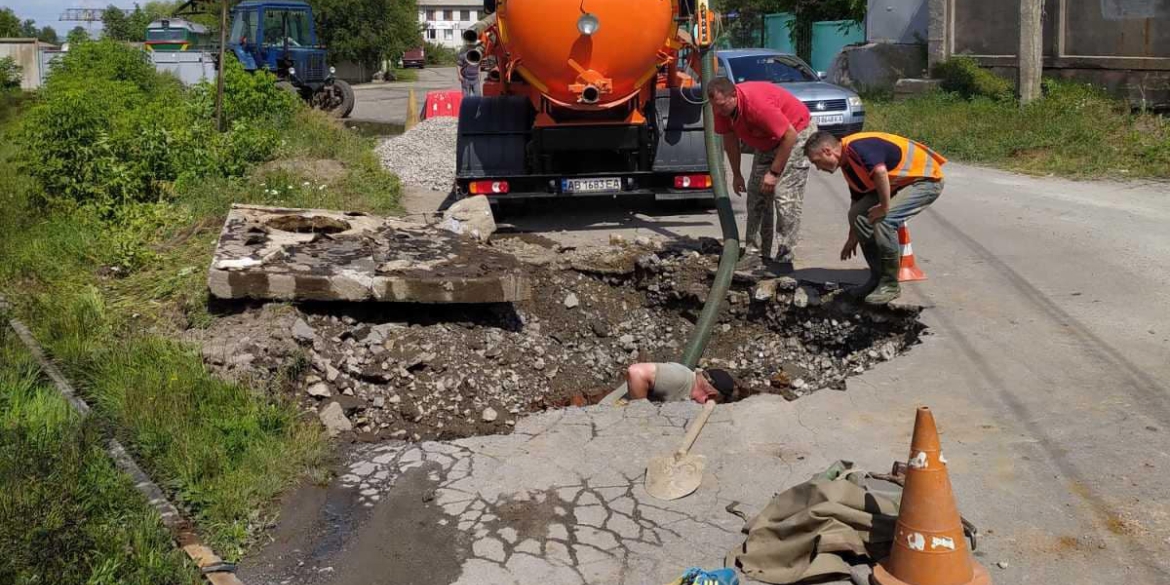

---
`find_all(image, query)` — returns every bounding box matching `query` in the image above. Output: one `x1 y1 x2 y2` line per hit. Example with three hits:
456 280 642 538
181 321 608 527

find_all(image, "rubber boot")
864 254 902 305
847 241 881 300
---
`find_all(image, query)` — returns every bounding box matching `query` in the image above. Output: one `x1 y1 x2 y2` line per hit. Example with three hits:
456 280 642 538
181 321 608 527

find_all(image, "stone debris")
307 382 332 399
375 117 459 192
207 204 530 304
319 401 353 437
196 236 925 443
439 195 496 242
563 293 580 309
292 318 316 344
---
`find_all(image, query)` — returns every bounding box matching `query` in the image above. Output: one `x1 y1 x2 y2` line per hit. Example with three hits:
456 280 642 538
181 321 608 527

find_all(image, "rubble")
207 204 530 304
197 237 926 443
439 195 496 242
319 401 353 437
374 117 458 192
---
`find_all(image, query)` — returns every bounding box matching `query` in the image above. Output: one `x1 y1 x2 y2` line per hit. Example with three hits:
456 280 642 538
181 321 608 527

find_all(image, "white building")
418 0 484 49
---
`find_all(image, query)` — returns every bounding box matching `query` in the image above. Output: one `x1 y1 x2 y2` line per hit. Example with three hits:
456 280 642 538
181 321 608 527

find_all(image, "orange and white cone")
897 222 927 282
873 407 991 585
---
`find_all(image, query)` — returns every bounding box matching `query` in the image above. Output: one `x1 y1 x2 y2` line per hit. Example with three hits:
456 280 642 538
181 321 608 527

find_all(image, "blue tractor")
228 0 355 117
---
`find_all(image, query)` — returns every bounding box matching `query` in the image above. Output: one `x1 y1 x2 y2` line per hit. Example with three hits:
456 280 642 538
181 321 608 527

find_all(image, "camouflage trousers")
745 122 816 262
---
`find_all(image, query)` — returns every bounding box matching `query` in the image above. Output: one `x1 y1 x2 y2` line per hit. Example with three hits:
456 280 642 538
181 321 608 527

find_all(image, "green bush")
932 56 1013 101
424 41 458 66
18 41 299 214
0 56 20 91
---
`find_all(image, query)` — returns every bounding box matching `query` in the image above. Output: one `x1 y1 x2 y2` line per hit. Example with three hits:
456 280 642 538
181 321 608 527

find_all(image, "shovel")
645 399 717 501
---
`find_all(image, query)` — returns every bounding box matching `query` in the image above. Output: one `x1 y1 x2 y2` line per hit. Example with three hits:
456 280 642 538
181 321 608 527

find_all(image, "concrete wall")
867 0 929 44
929 0 1170 106
0 39 58 90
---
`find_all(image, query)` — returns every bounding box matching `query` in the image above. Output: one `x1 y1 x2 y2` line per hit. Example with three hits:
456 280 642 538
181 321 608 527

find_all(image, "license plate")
815 114 845 126
562 177 621 193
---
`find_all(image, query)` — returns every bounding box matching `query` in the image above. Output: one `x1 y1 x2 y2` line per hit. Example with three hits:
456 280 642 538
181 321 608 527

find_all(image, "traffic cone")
405 89 420 130
873 407 990 585
897 222 926 282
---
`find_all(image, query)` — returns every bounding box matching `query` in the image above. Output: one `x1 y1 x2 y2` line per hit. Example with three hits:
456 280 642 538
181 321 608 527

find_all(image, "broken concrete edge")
0 294 247 585
208 269 532 304
207 203 532 304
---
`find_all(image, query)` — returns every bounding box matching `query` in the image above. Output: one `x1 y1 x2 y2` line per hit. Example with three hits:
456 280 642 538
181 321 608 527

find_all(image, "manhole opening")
260 243 926 443
267 215 352 234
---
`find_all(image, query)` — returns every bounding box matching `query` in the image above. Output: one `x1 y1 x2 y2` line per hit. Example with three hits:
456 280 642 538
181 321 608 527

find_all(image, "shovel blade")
645 453 707 501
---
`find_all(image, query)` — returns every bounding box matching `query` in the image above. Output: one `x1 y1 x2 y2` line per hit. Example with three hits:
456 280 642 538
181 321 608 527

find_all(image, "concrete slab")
207 204 530 304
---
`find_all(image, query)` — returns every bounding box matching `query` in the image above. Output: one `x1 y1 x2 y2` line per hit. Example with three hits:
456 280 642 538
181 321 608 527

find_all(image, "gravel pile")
195 238 926 443
375 117 459 192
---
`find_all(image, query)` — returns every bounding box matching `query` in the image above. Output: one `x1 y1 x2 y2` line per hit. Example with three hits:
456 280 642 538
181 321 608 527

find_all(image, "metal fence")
763 13 864 72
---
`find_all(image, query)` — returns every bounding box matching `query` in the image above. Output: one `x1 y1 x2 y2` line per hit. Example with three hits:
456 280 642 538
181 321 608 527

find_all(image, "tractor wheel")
331 79 356 118
315 80 355 118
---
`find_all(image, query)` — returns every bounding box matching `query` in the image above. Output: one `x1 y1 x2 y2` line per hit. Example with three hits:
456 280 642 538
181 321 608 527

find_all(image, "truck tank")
497 0 676 110
456 0 711 202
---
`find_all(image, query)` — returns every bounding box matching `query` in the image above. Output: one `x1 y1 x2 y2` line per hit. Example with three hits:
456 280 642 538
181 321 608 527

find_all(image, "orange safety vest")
840 132 946 194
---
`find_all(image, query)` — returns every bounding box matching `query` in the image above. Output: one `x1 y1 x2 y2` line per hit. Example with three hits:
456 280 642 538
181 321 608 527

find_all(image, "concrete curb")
0 296 245 585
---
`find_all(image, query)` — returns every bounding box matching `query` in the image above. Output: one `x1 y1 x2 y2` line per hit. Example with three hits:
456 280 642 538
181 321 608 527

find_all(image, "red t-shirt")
713 81 810 152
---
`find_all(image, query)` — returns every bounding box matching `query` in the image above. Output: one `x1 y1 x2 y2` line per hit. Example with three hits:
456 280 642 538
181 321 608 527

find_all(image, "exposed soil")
193 236 926 443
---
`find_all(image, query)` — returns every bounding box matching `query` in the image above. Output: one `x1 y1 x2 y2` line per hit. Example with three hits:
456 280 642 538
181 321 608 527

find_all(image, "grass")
0 95 402 576
0 329 200 585
864 80 1170 179
391 67 419 82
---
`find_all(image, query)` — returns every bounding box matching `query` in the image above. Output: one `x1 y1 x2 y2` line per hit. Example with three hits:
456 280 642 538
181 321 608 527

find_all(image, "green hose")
679 46 740 369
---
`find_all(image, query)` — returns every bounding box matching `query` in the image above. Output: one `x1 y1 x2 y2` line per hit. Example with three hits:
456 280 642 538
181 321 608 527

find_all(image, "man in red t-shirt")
708 78 816 269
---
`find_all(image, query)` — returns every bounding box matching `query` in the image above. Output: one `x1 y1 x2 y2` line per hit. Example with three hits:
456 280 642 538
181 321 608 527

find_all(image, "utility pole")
1018 0 1043 106
215 0 228 132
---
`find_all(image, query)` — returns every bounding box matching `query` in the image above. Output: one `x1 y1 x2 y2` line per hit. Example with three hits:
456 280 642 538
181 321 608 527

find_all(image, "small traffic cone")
873 407 990 585
897 222 926 282
405 89 420 130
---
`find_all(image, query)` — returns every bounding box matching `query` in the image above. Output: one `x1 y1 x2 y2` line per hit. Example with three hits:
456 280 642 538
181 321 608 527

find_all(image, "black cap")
701 368 736 398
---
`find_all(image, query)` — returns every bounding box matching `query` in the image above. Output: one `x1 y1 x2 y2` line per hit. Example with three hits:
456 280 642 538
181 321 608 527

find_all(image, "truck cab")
228 0 354 117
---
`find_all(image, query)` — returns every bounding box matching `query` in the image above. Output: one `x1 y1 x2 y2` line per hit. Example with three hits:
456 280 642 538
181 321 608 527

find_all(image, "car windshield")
263 9 312 47
726 55 816 83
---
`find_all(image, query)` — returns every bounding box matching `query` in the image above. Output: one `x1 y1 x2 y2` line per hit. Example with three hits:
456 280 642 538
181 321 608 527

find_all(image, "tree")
20 18 38 38
0 8 22 37
0 56 21 91
310 0 422 69
102 5 134 41
124 6 151 42
67 26 91 46
39 26 60 45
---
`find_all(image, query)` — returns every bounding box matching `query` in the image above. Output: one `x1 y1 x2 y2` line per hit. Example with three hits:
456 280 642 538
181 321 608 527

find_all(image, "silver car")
716 49 864 137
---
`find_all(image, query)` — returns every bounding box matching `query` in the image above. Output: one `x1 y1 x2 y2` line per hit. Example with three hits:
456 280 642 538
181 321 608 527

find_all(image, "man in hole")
603 363 736 404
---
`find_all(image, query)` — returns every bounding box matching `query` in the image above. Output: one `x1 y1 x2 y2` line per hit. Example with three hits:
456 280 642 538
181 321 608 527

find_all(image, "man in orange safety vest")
804 131 946 304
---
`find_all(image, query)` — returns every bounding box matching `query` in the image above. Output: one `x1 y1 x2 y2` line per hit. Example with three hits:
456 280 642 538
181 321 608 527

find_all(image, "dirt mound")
195 238 926 443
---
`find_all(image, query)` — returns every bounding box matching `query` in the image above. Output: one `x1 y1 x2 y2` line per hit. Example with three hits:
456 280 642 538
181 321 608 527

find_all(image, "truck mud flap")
456 95 533 178
652 86 709 174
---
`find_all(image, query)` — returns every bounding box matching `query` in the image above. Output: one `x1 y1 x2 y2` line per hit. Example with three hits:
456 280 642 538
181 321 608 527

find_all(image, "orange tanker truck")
456 0 713 203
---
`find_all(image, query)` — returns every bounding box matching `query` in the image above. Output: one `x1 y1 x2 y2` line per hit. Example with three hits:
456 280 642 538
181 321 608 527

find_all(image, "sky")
2 0 144 33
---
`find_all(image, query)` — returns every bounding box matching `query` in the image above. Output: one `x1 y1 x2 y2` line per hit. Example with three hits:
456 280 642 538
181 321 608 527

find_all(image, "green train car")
145 18 211 52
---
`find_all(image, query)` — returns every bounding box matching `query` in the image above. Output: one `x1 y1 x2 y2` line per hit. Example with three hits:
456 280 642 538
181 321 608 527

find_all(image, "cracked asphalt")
241 91 1170 584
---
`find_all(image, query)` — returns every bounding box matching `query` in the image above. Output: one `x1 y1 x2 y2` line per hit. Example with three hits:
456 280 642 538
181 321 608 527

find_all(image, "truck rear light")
469 180 509 195
674 174 712 189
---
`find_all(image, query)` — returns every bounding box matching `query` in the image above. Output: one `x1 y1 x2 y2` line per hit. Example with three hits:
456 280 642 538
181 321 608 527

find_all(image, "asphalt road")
244 85 1170 584
349 66 460 129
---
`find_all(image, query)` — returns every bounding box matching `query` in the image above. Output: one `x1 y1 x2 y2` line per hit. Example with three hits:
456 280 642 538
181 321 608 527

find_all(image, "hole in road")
201 238 926 443
266 215 352 234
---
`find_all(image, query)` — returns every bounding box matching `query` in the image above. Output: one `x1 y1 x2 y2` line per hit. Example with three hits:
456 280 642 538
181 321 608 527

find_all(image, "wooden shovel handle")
676 399 716 457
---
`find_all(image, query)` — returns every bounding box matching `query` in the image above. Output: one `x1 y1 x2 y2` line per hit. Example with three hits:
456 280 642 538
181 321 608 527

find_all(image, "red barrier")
422 90 464 120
